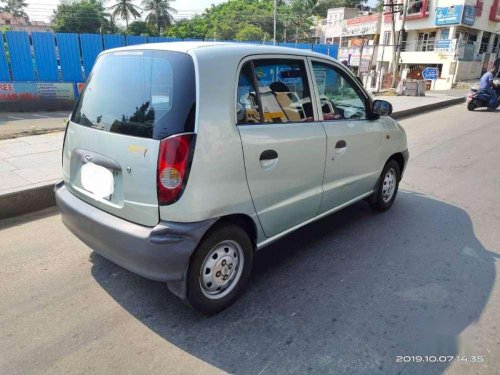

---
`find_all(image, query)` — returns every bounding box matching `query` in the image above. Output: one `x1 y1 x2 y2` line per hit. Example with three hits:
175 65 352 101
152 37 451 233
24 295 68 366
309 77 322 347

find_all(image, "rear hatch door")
62 49 196 227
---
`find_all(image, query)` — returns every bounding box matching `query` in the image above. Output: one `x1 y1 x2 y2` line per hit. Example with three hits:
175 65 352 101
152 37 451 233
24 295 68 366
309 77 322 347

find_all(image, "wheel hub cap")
199 240 243 299
382 168 396 203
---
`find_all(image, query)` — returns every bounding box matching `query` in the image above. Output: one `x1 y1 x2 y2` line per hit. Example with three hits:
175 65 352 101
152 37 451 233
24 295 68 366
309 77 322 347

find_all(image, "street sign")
422 67 438 80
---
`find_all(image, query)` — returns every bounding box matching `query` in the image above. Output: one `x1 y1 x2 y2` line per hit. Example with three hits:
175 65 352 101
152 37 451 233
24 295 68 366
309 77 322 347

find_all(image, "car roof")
103 41 337 61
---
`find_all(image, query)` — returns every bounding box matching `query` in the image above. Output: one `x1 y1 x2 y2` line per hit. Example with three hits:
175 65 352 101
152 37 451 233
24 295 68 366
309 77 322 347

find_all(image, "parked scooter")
466 78 500 111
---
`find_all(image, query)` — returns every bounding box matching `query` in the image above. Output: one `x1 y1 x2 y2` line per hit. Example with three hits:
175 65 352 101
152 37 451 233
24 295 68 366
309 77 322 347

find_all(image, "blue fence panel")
32 32 58 81
80 33 103 78
165 37 182 42
103 34 125 50
126 35 148 45
5 31 35 81
57 33 83 82
149 36 170 43
0 33 10 80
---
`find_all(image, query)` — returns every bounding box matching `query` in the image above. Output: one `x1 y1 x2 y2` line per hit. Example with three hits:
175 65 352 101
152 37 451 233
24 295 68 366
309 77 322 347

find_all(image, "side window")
312 62 367 121
237 62 261 125
236 58 314 125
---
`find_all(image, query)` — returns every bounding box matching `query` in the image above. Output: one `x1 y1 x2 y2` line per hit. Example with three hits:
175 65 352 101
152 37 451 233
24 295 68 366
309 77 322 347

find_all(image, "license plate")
80 162 114 199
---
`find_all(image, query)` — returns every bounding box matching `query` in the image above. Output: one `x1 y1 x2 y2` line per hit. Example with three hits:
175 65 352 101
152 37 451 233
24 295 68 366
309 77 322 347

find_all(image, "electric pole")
273 0 277 45
392 0 409 88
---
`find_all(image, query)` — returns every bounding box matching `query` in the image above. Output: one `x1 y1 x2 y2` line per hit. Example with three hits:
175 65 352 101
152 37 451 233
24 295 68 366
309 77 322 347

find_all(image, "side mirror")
372 100 393 116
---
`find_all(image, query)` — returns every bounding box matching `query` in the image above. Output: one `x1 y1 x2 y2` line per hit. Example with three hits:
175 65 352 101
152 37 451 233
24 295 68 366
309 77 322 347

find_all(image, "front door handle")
260 149 278 161
333 140 347 160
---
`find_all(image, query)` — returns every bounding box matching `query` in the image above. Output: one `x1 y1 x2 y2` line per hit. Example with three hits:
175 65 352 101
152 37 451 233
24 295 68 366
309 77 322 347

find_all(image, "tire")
368 159 401 211
186 223 253 314
467 101 476 111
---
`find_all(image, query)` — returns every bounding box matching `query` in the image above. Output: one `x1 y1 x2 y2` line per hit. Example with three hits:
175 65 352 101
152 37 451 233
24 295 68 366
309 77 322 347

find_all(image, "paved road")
1 104 499 375
0 112 69 140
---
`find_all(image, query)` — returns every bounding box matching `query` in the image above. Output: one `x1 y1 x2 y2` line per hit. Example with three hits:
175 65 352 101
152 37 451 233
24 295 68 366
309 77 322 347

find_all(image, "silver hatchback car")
56 42 408 314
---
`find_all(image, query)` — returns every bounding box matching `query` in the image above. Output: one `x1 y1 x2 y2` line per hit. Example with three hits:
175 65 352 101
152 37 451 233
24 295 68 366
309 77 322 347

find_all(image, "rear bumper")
55 182 215 294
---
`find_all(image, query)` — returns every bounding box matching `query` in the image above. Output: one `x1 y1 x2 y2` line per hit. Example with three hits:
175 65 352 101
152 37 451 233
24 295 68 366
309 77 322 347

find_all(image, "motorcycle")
466 78 500 111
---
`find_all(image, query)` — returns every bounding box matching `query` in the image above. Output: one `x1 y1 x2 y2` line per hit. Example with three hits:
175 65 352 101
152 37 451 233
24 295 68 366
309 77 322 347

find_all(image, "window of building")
383 31 391 45
236 59 314 125
407 0 423 15
311 62 366 121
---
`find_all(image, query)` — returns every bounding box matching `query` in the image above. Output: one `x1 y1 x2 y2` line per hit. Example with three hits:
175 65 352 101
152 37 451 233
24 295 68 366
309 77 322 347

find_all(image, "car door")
308 58 382 214
236 56 327 238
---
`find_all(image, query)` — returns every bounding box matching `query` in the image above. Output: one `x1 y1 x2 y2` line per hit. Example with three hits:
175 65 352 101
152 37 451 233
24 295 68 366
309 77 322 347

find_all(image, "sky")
26 0 377 23
26 0 227 22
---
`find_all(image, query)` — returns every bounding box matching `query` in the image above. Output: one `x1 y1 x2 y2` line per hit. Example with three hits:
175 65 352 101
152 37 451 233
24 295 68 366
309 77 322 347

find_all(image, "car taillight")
157 133 196 205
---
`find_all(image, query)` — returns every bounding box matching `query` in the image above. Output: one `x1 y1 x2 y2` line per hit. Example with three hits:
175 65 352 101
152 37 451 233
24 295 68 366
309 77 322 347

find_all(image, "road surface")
1 104 499 374
0 112 69 140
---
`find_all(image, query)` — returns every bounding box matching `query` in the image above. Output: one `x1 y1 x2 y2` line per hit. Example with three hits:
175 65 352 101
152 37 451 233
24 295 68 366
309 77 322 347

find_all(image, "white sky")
26 0 227 22
27 0 377 23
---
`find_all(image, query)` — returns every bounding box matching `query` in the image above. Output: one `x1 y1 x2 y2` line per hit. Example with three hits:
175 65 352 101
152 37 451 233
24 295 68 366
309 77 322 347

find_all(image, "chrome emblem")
84 154 93 163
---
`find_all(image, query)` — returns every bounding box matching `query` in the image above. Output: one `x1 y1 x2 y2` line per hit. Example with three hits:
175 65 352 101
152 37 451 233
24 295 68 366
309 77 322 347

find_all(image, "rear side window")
237 59 314 125
72 50 196 140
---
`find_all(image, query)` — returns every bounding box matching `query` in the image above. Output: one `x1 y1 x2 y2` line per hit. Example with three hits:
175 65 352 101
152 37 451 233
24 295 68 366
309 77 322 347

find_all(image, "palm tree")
142 0 176 34
1 0 29 20
109 0 141 29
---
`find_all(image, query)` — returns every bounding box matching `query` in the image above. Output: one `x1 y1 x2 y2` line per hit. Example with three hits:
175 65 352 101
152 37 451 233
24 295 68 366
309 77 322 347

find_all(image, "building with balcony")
374 0 500 90
318 7 359 44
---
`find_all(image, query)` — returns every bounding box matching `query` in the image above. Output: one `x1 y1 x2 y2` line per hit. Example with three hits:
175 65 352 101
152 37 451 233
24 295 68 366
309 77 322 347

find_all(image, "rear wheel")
467 101 476 111
186 223 253 314
369 159 401 211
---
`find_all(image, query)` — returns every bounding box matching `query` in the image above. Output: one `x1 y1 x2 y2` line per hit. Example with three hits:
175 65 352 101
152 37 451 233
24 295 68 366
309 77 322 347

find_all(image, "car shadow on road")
90 191 497 375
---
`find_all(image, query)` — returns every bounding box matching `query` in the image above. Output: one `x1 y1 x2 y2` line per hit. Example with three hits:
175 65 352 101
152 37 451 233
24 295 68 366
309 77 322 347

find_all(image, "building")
338 13 382 76
319 7 359 44
374 0 500 90
0 12 52 32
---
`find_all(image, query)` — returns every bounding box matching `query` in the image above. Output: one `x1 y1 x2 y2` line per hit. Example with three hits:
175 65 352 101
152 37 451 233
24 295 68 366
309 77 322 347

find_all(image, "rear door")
237 56 327 238
308 58 382 214
62 49 196 227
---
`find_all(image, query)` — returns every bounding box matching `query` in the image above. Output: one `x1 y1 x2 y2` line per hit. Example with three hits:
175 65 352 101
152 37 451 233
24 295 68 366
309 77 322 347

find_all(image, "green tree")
127 20 156 35
0 0 29 20
164 16 208 39
235 23 265 41
109 0 141 29
142 0 176 34
52 0 107 34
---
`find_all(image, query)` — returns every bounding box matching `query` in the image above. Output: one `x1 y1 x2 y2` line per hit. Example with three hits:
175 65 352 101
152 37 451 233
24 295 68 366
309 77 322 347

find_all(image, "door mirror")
372 100 393 116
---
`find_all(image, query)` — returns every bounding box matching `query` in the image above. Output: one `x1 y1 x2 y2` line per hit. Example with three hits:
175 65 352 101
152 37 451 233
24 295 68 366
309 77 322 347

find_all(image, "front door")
309 59 382 214
237 57 327 238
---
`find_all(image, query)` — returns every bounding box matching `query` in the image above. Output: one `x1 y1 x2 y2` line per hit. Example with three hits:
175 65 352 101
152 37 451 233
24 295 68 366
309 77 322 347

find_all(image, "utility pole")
391 0 409 88
273 0 277 45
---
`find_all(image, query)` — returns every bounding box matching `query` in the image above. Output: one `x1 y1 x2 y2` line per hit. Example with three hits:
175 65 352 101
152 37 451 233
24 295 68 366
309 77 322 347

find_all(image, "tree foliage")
126 20 157 35
108 0 141 28
142 0 176 34
52 0 109 34
1 0 28 20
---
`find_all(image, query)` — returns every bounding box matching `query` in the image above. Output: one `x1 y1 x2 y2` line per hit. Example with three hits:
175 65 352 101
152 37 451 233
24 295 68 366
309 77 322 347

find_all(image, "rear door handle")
260 149 278 161
335 140 347 149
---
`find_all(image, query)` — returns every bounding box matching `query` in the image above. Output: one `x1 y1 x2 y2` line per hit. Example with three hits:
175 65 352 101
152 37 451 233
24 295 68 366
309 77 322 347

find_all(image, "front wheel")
467 101 476 111
186 223 253 314
368 159 401 211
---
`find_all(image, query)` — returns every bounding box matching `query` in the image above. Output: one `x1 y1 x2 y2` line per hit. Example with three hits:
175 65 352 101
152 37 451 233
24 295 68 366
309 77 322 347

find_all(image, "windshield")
72 50 196 140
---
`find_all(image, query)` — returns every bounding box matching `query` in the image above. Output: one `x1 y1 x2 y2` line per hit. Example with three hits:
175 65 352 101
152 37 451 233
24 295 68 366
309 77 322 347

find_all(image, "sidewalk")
0 93 465 219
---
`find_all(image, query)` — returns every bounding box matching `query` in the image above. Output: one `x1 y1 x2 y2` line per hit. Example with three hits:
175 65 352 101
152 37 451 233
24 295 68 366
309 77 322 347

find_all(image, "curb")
0 97 466 221
391 97 465 120
0 184 56 220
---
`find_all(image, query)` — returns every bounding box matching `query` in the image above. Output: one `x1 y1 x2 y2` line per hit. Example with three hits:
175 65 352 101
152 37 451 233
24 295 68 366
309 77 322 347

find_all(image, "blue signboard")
462 4 475 26
422 67 438 80
435 39 452 49
436 5 463 25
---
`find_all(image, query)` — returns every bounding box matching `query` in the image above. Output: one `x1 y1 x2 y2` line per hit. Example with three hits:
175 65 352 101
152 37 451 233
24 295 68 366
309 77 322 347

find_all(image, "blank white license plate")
80 162 114 199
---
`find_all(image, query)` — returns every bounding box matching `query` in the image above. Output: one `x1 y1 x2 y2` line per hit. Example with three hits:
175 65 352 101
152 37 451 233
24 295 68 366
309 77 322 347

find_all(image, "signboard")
435 5 475 25
435 39 452 50
0 82 75 101
422 67 438 80
341 14 380 37
462 4 475 25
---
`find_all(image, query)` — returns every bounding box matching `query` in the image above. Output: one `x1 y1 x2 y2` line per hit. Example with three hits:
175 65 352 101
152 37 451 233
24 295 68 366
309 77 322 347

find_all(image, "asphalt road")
1 104 499 375
0 112 69 140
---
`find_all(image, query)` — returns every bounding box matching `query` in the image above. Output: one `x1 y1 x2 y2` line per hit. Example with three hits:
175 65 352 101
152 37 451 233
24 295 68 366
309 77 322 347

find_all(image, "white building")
319 7 359 44
338 13 382 75
374 0 500 90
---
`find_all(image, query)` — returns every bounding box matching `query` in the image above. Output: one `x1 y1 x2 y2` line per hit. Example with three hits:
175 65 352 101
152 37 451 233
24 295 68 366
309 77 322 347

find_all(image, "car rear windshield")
71 50 196 140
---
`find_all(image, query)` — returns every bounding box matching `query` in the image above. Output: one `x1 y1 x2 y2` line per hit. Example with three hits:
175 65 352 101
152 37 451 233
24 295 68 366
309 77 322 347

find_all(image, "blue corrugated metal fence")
0 31 339 84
